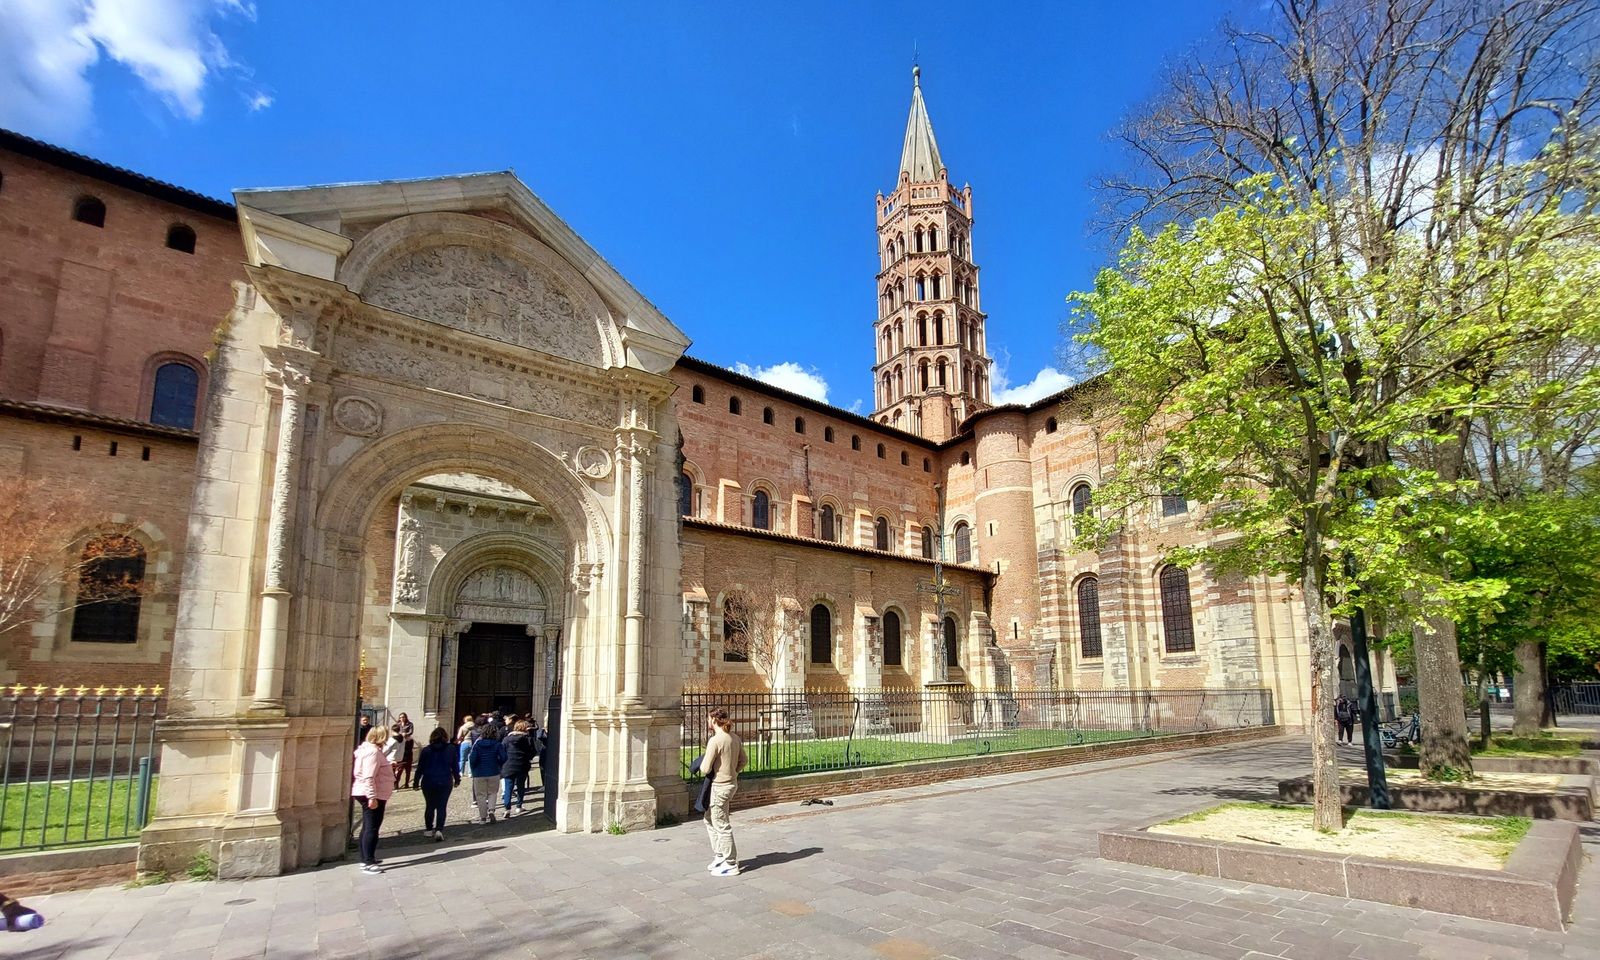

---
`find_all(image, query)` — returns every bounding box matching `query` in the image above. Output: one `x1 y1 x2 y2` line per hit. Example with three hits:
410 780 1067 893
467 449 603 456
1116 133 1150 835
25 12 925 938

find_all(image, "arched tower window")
751 490 771 530
1159 566 1196 653
943 616 960 668
928 225 939 249
934 313 945 344
71 535 145 643
918 360 929 390
883 610 903 667
914 227 924 252
819 504 836 541
874 516 890 550
73 196 106 227
920 527 934 559
150 361 200 429
931 274 942 299
917 316 928 346
953 521 971 563
1077 577 1103 658
915 276 926 300
937 359 948 386
165 223 196 253
810 604 832 665
1071 482 1093 517
678 472 694 517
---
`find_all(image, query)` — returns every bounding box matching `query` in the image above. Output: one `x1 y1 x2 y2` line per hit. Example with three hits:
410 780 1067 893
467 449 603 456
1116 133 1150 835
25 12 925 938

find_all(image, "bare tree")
710 591 799 692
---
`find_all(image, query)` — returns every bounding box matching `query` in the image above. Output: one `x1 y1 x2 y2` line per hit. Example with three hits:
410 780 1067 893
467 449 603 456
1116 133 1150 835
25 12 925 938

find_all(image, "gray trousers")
704 781 739 863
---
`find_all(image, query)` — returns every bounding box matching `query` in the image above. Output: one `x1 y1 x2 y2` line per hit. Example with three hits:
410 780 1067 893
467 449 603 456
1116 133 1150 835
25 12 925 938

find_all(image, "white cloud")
991 365 1075 406
245 90 271 111
0 0 252 139
733 361 830 404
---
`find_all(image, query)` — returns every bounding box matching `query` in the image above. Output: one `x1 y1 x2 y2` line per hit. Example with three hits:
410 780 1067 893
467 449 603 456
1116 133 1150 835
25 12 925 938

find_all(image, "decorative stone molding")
571 445 613 481
332 395 383 437
394 516 422 604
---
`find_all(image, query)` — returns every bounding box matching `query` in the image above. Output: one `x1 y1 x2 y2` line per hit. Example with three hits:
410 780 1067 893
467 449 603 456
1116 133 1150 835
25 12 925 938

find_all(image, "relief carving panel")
362 243 603 366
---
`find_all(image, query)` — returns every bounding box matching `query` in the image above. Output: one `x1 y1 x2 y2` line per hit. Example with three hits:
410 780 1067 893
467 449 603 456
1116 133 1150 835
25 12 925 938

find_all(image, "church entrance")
455 622 536 718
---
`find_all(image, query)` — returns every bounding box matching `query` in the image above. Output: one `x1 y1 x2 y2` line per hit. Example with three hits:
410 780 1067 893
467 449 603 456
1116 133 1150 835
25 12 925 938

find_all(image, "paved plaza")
21 737 1600 960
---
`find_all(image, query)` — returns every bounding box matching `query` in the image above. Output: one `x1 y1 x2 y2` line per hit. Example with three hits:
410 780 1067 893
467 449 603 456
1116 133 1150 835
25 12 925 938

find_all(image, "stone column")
251 351 315 711
622 431 652 705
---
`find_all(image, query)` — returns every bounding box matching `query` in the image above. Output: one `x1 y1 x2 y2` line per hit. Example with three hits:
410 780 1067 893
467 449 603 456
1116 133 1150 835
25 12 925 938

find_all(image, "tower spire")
899 66 944 182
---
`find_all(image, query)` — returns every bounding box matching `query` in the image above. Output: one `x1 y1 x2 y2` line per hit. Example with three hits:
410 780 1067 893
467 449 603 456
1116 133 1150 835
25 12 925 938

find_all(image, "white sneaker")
711 862 740 877
360 864 383 875
707 857 725 872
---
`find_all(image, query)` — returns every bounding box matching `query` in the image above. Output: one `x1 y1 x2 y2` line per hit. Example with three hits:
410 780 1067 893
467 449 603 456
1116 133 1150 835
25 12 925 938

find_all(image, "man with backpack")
1334 695 1356 745
462 726 507 823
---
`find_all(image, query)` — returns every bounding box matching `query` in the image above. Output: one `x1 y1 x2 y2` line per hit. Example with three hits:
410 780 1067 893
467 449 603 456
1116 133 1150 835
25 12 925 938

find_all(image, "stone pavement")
19 737 1600 959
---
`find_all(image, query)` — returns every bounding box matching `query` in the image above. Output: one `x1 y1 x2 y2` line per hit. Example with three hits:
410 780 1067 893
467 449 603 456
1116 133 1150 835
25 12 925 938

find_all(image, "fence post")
134 756 153 829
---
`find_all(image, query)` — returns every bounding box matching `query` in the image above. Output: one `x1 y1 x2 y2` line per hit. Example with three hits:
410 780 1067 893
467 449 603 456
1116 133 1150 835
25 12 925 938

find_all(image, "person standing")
355 713 372 749
415 727 459 840
351 725 395 874
500 721 535 817
699 708 747 877
392 713 416 789
1334 695 1356 745
464 726 506 823
456 713 476 743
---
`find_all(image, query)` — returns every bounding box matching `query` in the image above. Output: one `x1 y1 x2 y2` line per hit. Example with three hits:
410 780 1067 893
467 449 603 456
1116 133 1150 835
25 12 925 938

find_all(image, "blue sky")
1 1 1235 414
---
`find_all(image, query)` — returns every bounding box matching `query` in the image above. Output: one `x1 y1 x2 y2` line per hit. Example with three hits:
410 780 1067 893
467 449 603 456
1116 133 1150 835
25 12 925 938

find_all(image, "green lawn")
684 728 1156 780
0 775 157 850
1476 734 1583 758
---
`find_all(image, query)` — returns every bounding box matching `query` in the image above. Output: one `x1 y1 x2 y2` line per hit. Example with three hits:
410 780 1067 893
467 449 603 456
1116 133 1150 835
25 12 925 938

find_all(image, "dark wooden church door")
455 622 534 718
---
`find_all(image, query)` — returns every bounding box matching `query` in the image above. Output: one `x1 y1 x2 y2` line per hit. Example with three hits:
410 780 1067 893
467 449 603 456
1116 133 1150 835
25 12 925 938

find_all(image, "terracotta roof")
0 127 236 221
0 398 200 442
683 516 992 577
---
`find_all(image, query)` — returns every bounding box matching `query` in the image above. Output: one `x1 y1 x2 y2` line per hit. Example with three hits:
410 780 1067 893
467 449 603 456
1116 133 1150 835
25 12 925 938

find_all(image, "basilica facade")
0 70 1390 877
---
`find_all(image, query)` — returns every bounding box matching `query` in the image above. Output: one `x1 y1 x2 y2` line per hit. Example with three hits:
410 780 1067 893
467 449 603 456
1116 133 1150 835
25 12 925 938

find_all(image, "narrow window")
824 426 835 443
937 359 947 386
1160 566 1196 653
883 610 903 667
141 446 150 461
762 407 774 425
810 604 832 665
922 457 930 473
71 536 145 643
917 317 928 345
729 396 742 415
920 528 934 559
678 472 694 517
72 435 81 451
954 521 971 563
820 504 835 541
691 385 705 404
165 224 196 254
874 517 889 551
1078 577 1103 659
851 435 861 451
960 451 971 466
794 416 805 434
109 441 118 456
752 490 770 530
1071 482 1093 517
943 616 960 668
900 451 909 466
150 361 200 429
722 597 749 662
73 196 106 227
928 225 939 250
915 277 926 301
1045 417 1058 434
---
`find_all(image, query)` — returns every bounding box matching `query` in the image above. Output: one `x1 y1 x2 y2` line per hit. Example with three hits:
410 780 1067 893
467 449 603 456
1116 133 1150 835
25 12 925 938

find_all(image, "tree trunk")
1303 569 1341 831
1512 640 1544 737
1415 615 1474 777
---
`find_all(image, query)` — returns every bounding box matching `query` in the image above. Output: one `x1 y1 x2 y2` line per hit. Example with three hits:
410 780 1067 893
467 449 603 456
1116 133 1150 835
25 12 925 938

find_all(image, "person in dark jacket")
415 727 460 840
1334 695 1356 744
464 727 507 823
500 720 536 816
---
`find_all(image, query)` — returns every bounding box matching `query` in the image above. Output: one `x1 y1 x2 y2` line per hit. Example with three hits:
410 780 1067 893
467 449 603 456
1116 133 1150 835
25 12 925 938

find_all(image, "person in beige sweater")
700 708 748 876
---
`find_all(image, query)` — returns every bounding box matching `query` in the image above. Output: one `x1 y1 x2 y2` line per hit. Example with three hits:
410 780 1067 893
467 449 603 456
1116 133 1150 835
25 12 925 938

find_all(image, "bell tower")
872 66 992 441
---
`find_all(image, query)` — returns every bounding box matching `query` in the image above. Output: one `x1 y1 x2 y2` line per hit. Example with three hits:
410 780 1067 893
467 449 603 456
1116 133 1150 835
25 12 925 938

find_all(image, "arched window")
876 443 886 459
71 535 145 643
1077 577 1103 659
150 361 200 429
917 316 928 345
722 596 749 662
1160 566 1196 653
914 227 924 252
691 385 704 404
934 314 945 344
954 521 971 563
1045 417 1058 434
918 360 929 391
794 416 805 434
165 223 196 253
928 225 939 250
762 407 774 425
751 490 770 530
937 359 947 386
73 196 106 227
897 451 907 466
874 516 890 551
678 472 694 517
810 604 832 665
729 396 742 415
883 610 903 667
824 426 835 443
960 451 970 466
820 504 835 541
1070 482 1093 517
931 274 942 299
922 457 931 473
920 527 934 559
915 277 926 300
851 435 861 451
943 616 960 668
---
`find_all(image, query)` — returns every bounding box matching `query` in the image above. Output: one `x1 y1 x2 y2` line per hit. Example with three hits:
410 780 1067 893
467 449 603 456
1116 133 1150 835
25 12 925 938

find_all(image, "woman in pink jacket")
351 725 395 874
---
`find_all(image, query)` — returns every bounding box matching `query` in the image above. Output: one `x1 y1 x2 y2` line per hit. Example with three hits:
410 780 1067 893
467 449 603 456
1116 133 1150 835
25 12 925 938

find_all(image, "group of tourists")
349 708 547 875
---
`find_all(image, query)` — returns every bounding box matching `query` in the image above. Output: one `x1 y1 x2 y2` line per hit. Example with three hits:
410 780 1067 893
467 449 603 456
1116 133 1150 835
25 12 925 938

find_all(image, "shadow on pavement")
1157 775 1285 802
391 844 507 870
739 846 824 873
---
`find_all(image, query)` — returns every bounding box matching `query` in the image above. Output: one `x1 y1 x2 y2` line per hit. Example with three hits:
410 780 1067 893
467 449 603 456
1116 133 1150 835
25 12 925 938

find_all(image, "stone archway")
139 173 689 879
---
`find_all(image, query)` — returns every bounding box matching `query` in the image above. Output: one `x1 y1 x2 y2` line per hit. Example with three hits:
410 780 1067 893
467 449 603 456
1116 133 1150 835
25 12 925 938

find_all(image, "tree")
0 475 148 645
710 591 800 691
1089 0 1600 788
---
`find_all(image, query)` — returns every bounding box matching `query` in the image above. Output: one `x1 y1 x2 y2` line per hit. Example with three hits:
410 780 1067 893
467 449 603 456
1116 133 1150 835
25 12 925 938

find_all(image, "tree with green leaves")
1083 0 1600 802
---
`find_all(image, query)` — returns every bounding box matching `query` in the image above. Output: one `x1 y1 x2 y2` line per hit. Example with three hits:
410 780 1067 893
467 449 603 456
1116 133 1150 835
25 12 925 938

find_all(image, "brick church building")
0 69 1390 873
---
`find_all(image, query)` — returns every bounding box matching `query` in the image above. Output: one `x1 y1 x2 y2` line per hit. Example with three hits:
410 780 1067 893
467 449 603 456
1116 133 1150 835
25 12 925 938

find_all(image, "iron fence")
0 693 163 851
1553 682 1600 715
681 686 1274 780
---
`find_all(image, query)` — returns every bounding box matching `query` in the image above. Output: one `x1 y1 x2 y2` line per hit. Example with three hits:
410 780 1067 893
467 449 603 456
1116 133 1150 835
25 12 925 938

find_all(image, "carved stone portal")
453 565 547 625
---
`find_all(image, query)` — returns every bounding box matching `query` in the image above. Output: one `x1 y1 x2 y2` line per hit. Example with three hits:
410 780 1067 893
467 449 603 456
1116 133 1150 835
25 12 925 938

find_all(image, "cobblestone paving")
20 737 1600 959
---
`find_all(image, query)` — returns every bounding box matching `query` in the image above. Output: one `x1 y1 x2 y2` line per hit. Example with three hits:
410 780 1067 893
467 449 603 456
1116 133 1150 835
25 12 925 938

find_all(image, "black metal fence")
1553 683 1600 715
0 692 163 851
681 686 1274 780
